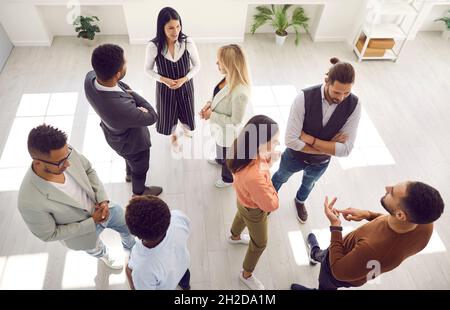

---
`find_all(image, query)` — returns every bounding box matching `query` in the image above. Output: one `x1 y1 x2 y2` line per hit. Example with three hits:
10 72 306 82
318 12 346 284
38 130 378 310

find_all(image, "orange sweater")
329 214 433 286
232 158 279 212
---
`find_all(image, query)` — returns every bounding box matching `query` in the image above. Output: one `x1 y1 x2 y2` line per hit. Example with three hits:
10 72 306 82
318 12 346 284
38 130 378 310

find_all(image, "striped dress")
155 40 195 135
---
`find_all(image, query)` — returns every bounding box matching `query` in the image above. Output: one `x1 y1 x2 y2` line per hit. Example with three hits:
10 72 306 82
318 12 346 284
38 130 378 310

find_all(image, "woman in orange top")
226 115 281 290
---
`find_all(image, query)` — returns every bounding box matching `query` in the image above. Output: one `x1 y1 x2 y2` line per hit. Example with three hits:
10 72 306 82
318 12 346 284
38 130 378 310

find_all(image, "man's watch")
330 226 343 232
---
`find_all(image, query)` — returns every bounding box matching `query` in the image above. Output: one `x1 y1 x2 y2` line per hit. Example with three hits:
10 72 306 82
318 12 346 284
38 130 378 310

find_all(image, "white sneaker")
207 159 221 166
239 271 265 290
228 233 250 245
215 179 233 188
99 254 123 270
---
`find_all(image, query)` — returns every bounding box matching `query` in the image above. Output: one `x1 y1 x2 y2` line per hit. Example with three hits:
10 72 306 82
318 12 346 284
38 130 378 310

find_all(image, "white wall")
0 0 375 46
419 4 450 31
244 4 321 35
0 23 13 72
123 0 248 44
0 2 52 46
37 5 128 37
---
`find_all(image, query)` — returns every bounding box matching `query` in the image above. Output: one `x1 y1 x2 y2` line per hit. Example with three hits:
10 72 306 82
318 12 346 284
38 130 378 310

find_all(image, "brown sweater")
329 212 433 287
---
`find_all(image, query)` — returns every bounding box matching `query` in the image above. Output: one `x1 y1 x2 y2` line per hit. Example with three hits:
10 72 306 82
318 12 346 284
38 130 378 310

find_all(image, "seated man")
18 124 135 269
125 195 191 290
291 181 444 290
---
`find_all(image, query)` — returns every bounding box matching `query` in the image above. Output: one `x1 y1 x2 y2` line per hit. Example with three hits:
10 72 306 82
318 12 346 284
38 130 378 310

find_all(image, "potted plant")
250 5 309 46
73 15 100 46
435 10 450 39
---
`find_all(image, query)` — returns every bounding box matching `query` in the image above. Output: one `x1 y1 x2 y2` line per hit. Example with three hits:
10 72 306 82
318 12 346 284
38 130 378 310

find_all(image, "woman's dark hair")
151 7 187 55
326 57 355 85
402 182 444 224
125 195 171 241
227 115 279 174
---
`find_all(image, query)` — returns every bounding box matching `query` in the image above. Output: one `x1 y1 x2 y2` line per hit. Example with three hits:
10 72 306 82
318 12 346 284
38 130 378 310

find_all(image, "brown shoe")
294 199 308 223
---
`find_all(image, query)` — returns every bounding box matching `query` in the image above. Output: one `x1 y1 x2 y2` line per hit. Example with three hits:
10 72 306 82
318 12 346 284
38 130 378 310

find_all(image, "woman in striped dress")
145 7 201 147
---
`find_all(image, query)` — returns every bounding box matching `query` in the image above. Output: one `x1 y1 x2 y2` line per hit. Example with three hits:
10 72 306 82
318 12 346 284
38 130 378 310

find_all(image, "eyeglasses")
33 146 73 169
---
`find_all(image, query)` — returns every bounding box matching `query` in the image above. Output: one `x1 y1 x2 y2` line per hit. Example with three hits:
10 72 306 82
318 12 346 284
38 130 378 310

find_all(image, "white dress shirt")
94 79 124 92
285 84 361 157
144 37 201 81
128 210 191 290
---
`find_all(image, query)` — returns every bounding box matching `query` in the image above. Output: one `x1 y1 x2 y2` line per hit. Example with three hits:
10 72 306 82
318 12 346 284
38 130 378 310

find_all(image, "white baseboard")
312 36 347 42
129 37 244 45
12 40 53 47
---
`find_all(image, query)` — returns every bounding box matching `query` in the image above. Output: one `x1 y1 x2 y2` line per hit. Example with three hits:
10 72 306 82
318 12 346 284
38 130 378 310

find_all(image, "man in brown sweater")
291 181 444 290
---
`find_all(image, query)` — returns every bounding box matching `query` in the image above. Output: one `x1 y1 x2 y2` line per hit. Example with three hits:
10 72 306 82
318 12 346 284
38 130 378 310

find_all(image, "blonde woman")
199 44 251 188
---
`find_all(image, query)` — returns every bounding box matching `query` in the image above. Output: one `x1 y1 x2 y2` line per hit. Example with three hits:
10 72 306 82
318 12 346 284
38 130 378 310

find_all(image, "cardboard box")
367 38 395 49
356 38 385 57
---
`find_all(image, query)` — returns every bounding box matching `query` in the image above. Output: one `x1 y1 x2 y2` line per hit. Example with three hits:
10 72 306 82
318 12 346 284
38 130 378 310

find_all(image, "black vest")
291 84 358 164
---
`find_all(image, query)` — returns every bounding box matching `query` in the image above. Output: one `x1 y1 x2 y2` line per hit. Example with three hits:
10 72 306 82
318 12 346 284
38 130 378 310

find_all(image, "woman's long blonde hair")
218 44 251 93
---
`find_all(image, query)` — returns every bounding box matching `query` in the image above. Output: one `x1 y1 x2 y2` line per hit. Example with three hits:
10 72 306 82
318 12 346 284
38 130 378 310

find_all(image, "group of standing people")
17 6 444 291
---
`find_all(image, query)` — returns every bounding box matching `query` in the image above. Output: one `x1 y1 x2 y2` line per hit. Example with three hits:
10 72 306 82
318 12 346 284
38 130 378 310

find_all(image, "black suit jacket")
84 70 158 156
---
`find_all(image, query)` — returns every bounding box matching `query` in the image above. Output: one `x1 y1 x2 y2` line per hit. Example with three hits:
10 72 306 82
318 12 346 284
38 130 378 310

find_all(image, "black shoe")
291 283 314 290
178 284 191 290
125 174 131 183
294 199 308 223
143 186 163 196
133 186 163 197
306 233 321 265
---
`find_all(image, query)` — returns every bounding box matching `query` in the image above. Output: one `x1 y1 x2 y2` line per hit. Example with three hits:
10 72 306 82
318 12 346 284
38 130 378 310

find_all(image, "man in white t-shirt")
125 195 191 290
18 124 135 270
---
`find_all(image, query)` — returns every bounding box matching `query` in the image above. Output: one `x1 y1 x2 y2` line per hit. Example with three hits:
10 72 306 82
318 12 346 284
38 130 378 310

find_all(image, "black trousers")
178 269 191 289
312 248 353 290
215 144 233 183
124 149 150 195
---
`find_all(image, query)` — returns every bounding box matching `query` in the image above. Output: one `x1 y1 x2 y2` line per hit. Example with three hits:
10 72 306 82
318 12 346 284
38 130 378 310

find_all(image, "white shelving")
353 0 425 62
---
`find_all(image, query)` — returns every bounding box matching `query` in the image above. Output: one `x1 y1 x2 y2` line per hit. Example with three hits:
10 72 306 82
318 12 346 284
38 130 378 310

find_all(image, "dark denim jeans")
272 148 330 202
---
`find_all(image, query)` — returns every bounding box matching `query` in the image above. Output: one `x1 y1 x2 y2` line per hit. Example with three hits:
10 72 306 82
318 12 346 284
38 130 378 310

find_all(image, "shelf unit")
353 0 425 62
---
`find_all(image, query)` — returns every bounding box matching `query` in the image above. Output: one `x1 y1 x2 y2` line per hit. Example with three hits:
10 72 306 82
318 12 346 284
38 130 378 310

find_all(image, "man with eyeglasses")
18 124 135 270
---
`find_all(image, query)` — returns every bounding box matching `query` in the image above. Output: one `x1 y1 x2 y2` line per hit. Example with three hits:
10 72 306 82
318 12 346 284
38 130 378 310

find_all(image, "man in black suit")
84 44 162 196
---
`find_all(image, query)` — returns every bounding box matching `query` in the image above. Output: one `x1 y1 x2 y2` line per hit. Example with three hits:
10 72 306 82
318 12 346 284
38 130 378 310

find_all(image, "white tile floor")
0 32 449 289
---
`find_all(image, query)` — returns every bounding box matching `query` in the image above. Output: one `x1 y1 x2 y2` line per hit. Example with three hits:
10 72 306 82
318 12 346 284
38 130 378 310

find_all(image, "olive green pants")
230 201 268 273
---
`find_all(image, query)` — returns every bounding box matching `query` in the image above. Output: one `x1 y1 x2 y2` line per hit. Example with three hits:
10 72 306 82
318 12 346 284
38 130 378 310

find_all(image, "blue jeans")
86 204 136 258
271 148 330 203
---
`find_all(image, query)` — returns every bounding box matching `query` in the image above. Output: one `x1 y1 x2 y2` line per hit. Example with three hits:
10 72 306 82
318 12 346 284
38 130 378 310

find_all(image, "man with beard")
18 125 135 269
84 44 162 197
272 57 361 224
290 181 444 290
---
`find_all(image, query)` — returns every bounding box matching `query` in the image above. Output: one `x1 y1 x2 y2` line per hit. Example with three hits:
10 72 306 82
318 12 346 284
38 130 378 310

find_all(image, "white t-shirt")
128 210 191 290
50 172 95 213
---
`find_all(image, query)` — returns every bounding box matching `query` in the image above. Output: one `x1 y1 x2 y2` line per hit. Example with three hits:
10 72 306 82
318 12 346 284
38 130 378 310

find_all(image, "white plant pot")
442 29 450 40
81 36 98 47
275 33 287 45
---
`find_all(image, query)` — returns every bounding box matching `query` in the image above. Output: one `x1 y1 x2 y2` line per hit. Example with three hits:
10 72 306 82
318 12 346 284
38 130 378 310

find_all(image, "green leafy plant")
73 16 100 40
435 10 450 30
250 5 309 45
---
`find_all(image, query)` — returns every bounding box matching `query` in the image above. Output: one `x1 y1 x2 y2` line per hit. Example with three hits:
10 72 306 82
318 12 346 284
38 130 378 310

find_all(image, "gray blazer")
84 70 158 156
209 83 250 147
18 147 109 251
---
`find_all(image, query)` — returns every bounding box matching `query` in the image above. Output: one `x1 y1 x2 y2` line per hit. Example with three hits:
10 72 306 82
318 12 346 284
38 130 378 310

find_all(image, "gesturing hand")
324 196 341 226
337 207 369 222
